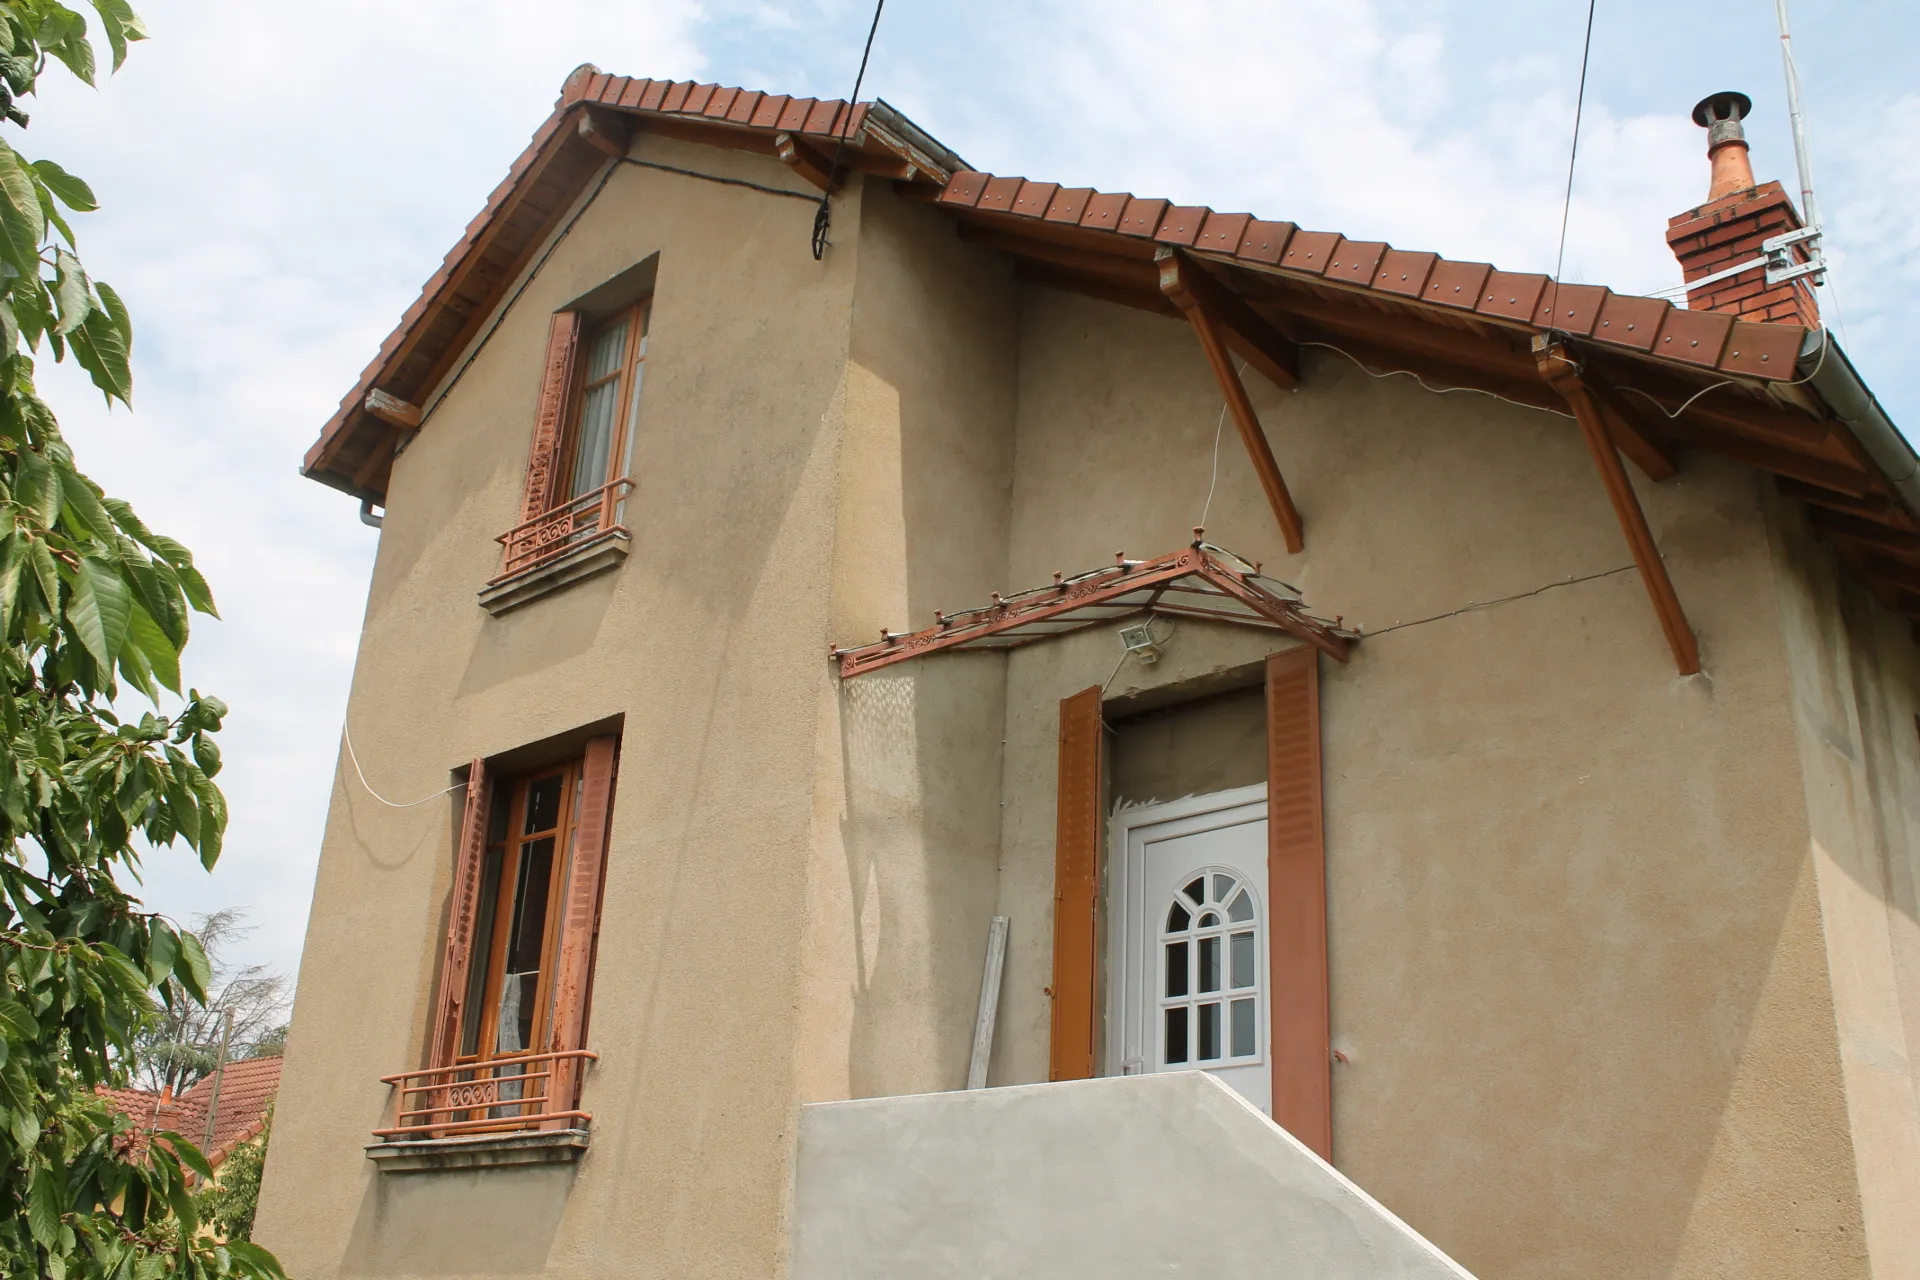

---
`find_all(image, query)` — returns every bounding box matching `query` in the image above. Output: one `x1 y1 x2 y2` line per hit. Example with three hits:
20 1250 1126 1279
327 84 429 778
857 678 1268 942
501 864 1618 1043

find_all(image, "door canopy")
832 538 1355 678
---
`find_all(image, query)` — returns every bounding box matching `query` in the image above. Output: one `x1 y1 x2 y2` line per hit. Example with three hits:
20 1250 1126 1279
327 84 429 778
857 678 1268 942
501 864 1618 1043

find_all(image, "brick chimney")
1665 91 1820 328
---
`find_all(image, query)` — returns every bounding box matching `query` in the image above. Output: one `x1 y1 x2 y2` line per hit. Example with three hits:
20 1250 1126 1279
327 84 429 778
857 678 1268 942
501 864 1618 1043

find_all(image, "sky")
23 0 1918 988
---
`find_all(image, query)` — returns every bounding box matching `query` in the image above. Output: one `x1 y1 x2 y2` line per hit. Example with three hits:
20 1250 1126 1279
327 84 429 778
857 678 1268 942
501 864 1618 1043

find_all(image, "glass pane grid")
1157 865 1261 1070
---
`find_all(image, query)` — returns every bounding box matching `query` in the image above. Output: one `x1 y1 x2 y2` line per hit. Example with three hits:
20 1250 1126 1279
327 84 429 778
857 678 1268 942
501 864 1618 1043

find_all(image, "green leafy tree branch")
0 4 286 1277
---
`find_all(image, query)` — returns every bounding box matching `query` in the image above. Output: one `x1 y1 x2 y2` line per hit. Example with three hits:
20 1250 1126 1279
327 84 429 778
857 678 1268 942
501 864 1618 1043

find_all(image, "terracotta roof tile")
1236 220 1295 264
1012 181 1058 218
1325 239 1387 286
1592 292 1667 351
95 1057 282 1170
1423 259 1491 309
1652 307 1735 368
1079 192 1129 231
1279 229 1339 275
1044 187 1093 223
1373 249 1437 297
1195 212 1251 254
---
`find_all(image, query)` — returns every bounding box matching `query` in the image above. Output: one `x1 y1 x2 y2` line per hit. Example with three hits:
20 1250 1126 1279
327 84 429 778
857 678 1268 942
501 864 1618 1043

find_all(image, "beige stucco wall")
794 176 1018 1104
257 133 866 1280
986 288 1870 1279
1765 492 1920 1279
257 116 1900 1280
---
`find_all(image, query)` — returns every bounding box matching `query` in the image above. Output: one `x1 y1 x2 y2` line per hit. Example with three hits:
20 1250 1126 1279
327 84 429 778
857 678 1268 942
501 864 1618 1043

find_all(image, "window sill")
365 1127 590 1173
478 530 629 616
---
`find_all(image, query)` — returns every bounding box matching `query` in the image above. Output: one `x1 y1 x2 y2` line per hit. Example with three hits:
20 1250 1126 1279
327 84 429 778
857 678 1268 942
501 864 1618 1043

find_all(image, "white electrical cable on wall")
342 721 466 809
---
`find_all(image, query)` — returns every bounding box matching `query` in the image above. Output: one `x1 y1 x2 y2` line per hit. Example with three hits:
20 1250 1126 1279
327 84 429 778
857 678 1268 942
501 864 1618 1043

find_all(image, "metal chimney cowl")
1693 91 1757 201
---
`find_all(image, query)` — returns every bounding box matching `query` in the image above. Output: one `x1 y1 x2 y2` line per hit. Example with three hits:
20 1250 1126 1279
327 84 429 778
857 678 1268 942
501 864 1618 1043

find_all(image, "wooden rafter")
1807 508 1920 559
1535 336 1701 675
1153 248 1300 391
774 132 841 192
363 389 421 429
1157 250 1306 553
1581 377 1680 481
1015 262 1178 318
576 107 632 159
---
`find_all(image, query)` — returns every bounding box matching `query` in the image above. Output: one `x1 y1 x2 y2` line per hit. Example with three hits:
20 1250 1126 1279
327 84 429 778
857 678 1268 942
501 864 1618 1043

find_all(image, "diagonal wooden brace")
1158 249 1305 553
1535 336 1700 674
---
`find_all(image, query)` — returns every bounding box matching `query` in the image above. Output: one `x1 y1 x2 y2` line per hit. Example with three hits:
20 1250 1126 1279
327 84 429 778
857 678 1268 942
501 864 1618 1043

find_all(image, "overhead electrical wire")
812 0 888 260
1545 0 1600 326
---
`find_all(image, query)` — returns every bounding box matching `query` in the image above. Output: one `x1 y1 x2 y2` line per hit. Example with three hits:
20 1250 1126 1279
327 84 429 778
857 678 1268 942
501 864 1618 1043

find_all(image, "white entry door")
1108 785 1270 1114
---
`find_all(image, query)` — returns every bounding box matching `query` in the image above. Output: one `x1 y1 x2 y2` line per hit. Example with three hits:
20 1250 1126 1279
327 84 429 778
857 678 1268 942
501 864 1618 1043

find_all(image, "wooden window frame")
390 736 619 1142
456 763 581 1065
554 299 650 506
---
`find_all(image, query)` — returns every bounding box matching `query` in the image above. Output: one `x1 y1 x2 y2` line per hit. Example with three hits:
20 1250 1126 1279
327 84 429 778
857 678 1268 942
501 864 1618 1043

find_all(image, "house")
98 1055 281 1178
254 65 1920 1279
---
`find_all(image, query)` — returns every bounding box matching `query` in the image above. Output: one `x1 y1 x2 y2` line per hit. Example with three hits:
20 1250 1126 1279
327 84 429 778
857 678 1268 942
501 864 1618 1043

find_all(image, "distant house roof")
96 1056 281 1172
303 65 1919 629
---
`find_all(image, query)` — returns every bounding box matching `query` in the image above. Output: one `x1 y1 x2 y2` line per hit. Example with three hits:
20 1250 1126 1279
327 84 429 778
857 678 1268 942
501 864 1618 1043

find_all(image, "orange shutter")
522 311 584 521
428 758 490 1068
1266 647 1332 1159
546 735 619 1119
1049 686 1104 1082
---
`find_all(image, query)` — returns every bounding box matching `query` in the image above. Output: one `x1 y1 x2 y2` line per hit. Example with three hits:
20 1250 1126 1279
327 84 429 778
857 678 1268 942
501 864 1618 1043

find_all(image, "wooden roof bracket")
775 132 843 192
1157 248 1305 554
1534 335 1701 675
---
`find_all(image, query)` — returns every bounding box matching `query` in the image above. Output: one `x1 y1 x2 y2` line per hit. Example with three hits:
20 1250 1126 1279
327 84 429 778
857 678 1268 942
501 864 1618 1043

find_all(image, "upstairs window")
561 301 648 504
489 286 652 593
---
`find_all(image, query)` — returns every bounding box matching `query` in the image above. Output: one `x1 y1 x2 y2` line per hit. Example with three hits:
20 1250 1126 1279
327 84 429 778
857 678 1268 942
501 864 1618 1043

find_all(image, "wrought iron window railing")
373 1049 597 1140
491 478 634 583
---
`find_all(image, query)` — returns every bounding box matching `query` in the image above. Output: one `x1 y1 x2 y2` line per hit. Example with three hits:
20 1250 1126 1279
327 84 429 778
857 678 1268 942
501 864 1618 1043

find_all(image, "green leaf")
0 534 24 636
223 1241 285 1278
69 302 132 405
127 598 179 692
27 533 61 614
195 780 226 869
192 733 220 777
174 930 210 1002
28 1165 59 1247
156 1129 213 1180
34 178 76 250
90 0 147 72
66 554 130 669
144 916 176 985
52 247 90 335
43 12 96 86
0 995 33 1038
0 141 45 280
31 159 96 212
177 560 217 616
16 448 60 526
10 1104 38 1150
53 461 110 539
95 277 131 345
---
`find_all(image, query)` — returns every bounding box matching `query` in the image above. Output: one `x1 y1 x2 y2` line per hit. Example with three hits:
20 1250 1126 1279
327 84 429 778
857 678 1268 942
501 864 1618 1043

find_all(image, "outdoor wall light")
1117 621 1161 665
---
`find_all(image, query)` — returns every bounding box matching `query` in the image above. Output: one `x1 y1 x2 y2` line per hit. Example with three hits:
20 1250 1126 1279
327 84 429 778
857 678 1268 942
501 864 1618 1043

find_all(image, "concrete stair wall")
790 1071 1477 1279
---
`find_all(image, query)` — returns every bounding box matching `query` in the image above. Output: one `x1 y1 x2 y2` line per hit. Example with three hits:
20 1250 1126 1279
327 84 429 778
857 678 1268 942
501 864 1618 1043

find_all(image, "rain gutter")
1801 329 1920 517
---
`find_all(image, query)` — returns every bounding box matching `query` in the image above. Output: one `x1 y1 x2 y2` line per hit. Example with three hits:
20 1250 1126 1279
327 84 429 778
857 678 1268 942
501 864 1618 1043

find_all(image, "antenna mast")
1764 0 1827 294
1774 0 1820 230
